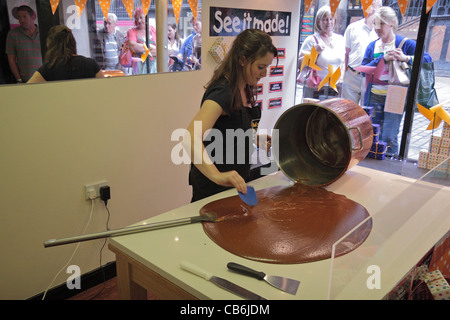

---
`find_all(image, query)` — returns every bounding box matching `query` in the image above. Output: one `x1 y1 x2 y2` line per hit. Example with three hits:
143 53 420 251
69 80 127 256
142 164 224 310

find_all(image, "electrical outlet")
85 180 108 200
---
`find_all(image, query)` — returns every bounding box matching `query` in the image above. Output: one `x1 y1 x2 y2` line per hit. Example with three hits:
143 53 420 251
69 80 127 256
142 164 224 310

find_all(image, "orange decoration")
142 0 151 16
397 0 409 16
360 0 373 18
122 0 134 20
49 0 60 15
188 0 198 21
304 0 314 14
329 0 340 18
172 0 182 23
98 0 111 20
74 0 88 17
426 0 438 13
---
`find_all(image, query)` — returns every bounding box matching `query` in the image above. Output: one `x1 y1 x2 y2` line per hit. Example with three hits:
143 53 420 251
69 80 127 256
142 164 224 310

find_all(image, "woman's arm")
361 41 382 66
183 100 248 194
95 70 106 78
402 38 432 64
127 28 145 54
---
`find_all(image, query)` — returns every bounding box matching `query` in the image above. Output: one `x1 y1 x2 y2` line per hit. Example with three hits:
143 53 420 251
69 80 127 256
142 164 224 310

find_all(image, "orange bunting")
426 0 438 13
304 0 314 14
172 0 182 23
397 0 410 16
318 65 341 92
74 0 87 17
49 0 60 15
188 0 198 21
361 0 373 18
98 0 111 20
329 0 340 18
142 0 151 16
122 0 134 20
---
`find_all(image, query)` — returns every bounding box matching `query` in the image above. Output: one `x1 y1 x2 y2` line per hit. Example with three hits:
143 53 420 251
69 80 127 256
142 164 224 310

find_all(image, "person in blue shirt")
176 16 201 70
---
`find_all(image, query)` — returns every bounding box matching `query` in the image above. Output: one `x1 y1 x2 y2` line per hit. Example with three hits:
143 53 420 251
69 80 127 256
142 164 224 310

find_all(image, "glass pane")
0 0 202 84
296 0 450 177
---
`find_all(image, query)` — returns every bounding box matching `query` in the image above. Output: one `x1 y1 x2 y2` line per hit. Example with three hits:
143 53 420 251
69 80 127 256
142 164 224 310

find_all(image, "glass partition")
328 157 449 299
0 0 202 84
295 0 450 173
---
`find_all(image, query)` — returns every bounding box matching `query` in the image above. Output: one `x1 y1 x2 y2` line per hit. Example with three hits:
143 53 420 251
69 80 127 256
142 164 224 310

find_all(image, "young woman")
27 25 104 82
185 29 278 202
168 23 181 70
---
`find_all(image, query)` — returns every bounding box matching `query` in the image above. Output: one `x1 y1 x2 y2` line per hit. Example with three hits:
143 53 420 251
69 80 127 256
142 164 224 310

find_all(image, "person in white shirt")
298 5 345 100
342 0 382 105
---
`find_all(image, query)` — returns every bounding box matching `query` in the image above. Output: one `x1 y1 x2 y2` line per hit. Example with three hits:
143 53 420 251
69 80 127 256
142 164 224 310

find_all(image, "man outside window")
177 16 201 71
342 0 382 104
92 13 125 71
5 5 42 83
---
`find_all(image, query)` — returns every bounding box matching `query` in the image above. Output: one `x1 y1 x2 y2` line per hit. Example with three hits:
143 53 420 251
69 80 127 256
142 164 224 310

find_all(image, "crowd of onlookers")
6 3 432 158
91 8 202 75
4 5 201 83
298 1 432 157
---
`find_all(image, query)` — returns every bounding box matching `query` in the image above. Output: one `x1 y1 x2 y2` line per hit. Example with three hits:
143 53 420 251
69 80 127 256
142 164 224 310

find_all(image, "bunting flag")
299 45 322 73
329 0 340 18
141 43 153 63
49 0 60 14
122 0 134 20
98 0 111 20
427 0 438 13
318 64 341 92
172 0 182 23
188 0 198 21
397 0 409 16
417 102 450 130
304 0 314 14
142 0 151 16
74 0 87 17
361 0 373 18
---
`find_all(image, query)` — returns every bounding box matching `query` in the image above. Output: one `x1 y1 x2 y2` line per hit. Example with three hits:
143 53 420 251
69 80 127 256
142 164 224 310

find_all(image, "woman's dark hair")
44 25 77 69
168 23 180 43
205 29 278 112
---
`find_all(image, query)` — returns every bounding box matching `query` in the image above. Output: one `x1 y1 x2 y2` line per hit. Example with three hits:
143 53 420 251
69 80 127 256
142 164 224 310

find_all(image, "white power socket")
85 180 108 200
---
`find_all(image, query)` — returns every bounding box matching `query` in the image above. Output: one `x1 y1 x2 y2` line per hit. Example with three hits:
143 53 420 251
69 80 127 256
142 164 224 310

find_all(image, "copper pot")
273 98 373 186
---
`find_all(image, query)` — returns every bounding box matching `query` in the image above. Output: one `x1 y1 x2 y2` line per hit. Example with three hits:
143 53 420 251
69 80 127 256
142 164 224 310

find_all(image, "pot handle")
348 127 363 151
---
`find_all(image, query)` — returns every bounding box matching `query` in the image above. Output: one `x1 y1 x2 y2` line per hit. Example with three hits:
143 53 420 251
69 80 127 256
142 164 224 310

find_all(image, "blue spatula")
238 185 258 206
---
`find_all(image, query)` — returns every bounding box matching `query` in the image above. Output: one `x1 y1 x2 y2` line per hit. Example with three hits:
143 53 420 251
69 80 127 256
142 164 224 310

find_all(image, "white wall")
0 71 204 299
0 0 300 299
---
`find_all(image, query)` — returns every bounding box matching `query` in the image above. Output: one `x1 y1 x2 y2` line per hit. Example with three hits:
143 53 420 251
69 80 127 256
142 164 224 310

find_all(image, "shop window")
296 0 450 166
0 0 202 84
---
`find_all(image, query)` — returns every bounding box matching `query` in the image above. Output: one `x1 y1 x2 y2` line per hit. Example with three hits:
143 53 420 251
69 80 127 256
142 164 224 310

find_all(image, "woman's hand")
211 170 247 194
385 48 408 62
256 134 272 151
315 44 325 54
